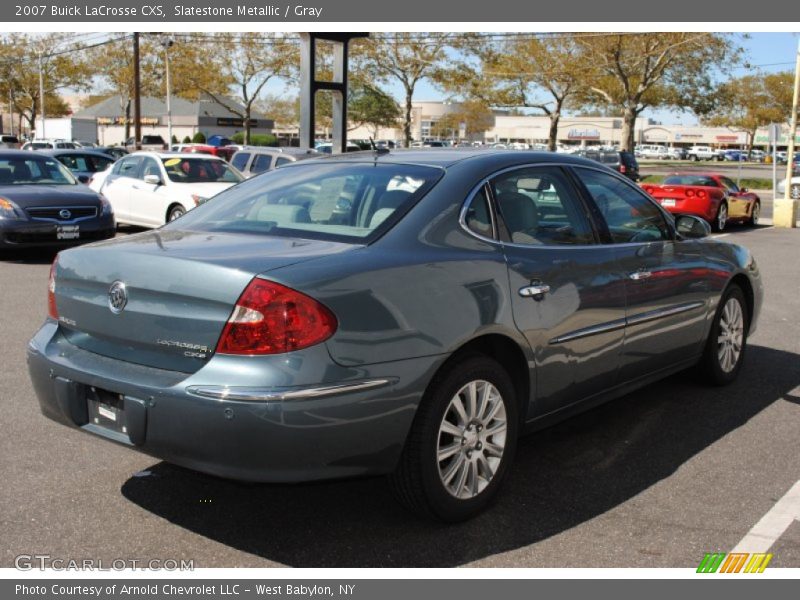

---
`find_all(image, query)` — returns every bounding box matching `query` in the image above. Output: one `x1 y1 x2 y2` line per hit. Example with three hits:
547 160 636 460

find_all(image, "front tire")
698 286 748 386
167 205 186 222
390 356 519 522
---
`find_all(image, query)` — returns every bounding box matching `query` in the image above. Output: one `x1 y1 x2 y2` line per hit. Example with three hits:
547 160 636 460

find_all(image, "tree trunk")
403 87 413 148
547 99 564 152
621 105 637 152
244 107 251 145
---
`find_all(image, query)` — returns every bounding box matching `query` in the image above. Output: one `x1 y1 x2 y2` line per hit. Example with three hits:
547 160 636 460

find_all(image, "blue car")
28 150 762 520
723 150 747 162
45 149 116 184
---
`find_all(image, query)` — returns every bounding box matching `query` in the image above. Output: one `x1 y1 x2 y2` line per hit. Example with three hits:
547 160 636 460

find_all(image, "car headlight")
98 194 113 216
0 197 24 220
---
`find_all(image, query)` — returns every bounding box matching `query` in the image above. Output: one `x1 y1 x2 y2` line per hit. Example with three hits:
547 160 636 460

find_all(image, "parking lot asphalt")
1 224 799 568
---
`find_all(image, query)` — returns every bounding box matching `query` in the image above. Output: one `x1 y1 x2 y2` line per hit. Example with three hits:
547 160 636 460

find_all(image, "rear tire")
747 201 760 227
697 285 748 386
389 355 519 522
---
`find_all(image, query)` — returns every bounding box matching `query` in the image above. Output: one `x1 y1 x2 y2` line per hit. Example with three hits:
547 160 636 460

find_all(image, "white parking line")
731 479 800 553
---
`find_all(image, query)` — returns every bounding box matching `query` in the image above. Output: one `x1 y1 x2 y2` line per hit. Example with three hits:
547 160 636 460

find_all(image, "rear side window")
231 152 250 171
251 154 273 174
114 156 141 176
171 163 442 243
275 156 293 167
490 166 595 245
464 186 494 238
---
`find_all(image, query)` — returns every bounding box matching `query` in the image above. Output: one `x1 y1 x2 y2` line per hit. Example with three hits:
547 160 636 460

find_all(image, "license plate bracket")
86 387 129 437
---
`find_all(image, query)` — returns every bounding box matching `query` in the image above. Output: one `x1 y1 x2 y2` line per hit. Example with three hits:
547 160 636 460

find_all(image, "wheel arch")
427 333 533 425
728 273 755 335
165 202 187 222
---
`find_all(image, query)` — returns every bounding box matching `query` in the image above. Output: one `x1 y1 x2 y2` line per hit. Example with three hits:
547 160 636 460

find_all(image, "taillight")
697 190 707 198
620 164 627 173
48 257 58 320
216 278 337 355
686 189 695 197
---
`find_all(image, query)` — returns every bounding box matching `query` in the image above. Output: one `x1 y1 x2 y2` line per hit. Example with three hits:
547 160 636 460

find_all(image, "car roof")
299 148 610 170
128 151 225 161
235 147 318 156
0 149 60 160
42 149 115 158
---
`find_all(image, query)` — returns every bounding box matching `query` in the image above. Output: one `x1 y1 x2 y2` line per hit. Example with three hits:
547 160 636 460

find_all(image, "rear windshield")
161 157 243 184
169 162 442 243
0 157 77 185
663 175 718 187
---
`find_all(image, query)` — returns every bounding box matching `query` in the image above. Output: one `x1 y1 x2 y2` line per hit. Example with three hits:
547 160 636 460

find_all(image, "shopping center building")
347 101 790 149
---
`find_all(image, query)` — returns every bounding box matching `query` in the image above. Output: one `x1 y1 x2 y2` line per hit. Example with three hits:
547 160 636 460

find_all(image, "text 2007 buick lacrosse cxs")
28 150 762 521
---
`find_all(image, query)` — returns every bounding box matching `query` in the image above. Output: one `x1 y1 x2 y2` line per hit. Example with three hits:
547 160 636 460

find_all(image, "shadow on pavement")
121 344 800 567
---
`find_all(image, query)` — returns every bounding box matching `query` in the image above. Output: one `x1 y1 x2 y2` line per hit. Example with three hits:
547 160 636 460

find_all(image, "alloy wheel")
437 380 507 500
717 297 744 373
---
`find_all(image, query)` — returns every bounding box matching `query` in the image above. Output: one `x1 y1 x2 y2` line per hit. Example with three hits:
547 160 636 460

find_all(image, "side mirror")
143 174 161 186
675 214 711 239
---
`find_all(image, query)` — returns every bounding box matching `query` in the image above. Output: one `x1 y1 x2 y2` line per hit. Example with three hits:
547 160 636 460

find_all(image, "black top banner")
2 0 798 22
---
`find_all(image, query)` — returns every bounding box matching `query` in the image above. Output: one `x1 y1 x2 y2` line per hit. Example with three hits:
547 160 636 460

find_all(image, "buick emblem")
108 281 128 314
59 209 71 220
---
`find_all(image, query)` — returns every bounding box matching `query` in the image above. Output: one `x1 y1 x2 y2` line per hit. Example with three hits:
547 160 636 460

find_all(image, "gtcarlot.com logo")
697 552 773 573
14 554 194 571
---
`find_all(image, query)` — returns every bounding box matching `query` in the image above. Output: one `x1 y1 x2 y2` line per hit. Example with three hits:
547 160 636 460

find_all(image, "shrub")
182 135 191 144
230 132 279 147
192 132 206 144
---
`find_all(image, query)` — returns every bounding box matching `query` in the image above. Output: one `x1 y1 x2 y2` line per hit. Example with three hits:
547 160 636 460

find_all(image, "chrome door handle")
519 284 550 299
629 270 652 281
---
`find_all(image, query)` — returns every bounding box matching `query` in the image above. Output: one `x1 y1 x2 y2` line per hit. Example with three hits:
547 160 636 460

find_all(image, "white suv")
687 146 723 161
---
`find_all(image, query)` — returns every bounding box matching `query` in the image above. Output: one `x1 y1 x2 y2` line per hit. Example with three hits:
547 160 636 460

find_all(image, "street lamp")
161 37 174 147
37 50 45 140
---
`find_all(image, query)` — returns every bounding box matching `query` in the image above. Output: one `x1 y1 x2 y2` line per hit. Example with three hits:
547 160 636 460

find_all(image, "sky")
263 31 800 126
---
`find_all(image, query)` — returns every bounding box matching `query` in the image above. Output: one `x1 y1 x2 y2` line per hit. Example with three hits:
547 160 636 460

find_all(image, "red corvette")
640 172 760 232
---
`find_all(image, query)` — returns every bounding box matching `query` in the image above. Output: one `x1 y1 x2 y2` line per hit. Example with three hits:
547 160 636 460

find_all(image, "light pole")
37 50 45 140
161 36 174 147
776 39 800 228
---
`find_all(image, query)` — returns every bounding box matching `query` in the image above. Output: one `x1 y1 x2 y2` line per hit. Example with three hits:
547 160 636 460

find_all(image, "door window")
251 154 273 174
463 186 494 238
113 156 141 177
576 168 671 243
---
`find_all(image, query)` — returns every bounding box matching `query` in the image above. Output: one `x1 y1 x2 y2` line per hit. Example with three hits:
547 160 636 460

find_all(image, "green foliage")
230 132 278 146
171 135 178 144
192 131 206 143
182 135 191 144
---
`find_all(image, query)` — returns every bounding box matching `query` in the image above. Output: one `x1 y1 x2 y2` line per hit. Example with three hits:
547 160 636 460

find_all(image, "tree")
438 34 589 151
347 84 401 138
256 93 300 130
175 33 297 144
91 35 161 141
356 33 451 146
705 72 793 152
430 100 494 140
0 33 93 134
576 33 738 151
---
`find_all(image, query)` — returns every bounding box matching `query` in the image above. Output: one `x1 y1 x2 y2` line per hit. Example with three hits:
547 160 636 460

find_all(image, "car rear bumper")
27 321 441 483
0 216 115 248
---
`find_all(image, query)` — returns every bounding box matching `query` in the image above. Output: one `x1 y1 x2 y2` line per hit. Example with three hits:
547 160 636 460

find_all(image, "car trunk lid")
53 229 355 373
